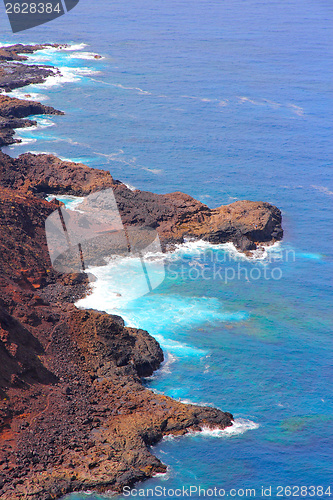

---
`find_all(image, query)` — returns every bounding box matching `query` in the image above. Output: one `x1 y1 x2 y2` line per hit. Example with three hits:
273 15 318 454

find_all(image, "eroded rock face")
0 95 63 119
6 151 116 194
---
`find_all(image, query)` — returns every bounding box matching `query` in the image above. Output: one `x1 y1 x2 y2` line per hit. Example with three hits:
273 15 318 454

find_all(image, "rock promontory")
0 95 64 147
0 151 282 252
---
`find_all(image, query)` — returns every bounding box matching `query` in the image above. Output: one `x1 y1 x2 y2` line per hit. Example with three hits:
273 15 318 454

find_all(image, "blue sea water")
1 0 332 498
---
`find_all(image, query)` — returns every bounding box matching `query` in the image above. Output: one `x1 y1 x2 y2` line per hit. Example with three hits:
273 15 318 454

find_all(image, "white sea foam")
198 418 259 436
145 353 177 381
171 239 283 262
111 83 152 95
142 167 163 175
14 137 37 146
14 123 38 133
60 43 88 51
76 254 165 314
35 68 77 87
94 149 138 168
11 116 54 134
70 67 101 76
24 54 54 63
311 184 333 196
154 335 207 358
181 94 218 104
70 51 104 61
6 90 49 102
29 65 100 89
153 467 171 480
29 117 55 129
159 353 177 375
237 96 264 106
235 96 305 117
287 103 304 116
58 156 81 162
163 418 259 441
178 398 214 407
164 239 248 263
46 194 85 211
124 182 137 191
27 150 58 156
247 240 282 261
262 98 281 109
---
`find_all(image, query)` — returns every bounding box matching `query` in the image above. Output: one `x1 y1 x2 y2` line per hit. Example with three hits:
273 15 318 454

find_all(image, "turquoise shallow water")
1 0 332 498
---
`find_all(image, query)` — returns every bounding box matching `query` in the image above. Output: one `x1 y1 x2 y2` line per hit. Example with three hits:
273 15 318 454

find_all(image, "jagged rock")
0 151 283 252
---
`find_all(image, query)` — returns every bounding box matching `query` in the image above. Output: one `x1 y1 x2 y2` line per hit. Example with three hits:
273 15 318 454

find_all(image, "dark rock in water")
0 61 56 91
234 234 257 252
0 114 38 148
0 43 64 62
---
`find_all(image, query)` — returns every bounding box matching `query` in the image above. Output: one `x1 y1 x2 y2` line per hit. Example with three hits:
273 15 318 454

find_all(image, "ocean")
1 0 332 498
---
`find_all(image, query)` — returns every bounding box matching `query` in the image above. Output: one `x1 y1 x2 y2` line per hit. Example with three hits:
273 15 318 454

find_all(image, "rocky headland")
0 44 283 499
0 44 64 147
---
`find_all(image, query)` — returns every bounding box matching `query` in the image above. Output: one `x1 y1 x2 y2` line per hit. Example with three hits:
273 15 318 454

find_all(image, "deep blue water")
1 0 332 498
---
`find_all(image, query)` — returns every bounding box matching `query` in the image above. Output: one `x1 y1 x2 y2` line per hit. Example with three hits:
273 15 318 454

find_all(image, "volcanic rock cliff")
0 150 282 253
0 183 234 500
0 43 282 500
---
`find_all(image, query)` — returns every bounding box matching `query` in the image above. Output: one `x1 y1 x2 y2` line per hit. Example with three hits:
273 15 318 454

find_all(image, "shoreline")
0 43 282 500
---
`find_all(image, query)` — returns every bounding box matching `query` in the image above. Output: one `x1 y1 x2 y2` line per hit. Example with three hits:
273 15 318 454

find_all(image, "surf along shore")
0 44 283 499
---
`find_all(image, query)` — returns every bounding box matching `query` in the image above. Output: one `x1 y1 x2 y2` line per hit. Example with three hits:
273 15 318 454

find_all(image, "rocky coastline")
0 44 283 499
0 44 64 147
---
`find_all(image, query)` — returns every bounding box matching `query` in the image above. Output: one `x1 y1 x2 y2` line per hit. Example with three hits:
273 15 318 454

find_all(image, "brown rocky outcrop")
0 151 283 252
0 95 63 119
0 44 64 62
0 61 56 92
0 151 116 194
0 95 64 147
0 44 63 92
